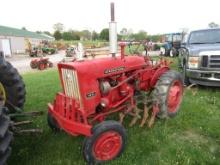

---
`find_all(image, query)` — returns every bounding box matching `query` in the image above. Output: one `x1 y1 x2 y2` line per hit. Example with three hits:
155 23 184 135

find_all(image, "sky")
0 0 220 34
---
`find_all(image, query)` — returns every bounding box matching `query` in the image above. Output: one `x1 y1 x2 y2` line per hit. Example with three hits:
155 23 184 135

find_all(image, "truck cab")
179 28 220 86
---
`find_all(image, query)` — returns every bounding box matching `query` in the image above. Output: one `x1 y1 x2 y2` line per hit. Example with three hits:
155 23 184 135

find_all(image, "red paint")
167 80 183 113
48 44 174 136
93 131 122 161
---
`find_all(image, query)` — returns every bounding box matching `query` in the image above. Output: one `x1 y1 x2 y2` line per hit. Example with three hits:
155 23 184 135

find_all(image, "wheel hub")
0 82 6 105
93 131 122 161
167 80 183 113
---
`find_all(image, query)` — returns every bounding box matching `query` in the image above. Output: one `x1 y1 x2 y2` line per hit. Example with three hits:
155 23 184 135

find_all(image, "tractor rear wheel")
30 61 37 69
0 59 26 113
0 106 13 165
83 121 126 164
152 70 183 119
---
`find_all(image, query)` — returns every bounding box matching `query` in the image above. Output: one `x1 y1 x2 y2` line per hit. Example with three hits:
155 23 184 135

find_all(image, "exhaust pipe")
109 2 117 57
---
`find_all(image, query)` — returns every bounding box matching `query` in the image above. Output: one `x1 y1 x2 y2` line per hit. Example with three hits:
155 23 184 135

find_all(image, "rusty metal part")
9 111 44 118
119 112 126 124
12 121 32 126
129 107 141 127
110 2 115 22
148 104 160 128
140 104 150 127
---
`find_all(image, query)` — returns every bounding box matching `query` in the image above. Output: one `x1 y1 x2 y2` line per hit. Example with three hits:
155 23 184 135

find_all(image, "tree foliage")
53 23 64 32
208 22 219 28
99 28 109 41
53 30 62 40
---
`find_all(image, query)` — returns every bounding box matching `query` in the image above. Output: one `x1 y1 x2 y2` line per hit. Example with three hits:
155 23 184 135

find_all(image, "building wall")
0 35 5 52
10 36 25 53
0 35 53 54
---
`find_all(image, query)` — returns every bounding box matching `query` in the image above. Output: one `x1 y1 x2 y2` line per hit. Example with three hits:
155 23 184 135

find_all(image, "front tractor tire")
0 59 26 113
83 121 126 165
153 70 183 119
47 113 60 132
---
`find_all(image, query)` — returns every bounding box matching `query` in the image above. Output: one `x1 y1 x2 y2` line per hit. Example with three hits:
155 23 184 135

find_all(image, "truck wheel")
83 121 126 164
153 70 183 119
0 106 13 165
0 60 26 113
47 113 60 132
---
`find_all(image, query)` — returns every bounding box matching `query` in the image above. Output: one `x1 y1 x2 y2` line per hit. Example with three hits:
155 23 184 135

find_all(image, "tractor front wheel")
153 70 183 119
47 113 60 132
83 121 126 164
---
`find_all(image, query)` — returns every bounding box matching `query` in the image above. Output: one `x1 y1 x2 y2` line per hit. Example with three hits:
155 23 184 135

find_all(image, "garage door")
1 39 11 57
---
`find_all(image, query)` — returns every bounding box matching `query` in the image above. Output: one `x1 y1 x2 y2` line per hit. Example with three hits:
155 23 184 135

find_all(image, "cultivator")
47 3 184 165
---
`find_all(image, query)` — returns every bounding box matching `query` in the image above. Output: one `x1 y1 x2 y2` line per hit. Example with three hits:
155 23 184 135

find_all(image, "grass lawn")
8 58 220 165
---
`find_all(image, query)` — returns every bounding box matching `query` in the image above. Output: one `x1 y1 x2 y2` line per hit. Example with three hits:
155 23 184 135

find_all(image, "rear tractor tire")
83 121 126 164
152 70 183 119
0 59 26 113
0 106 13 165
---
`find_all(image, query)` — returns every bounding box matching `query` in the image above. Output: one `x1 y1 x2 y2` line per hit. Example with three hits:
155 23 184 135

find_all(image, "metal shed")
0 25 54 57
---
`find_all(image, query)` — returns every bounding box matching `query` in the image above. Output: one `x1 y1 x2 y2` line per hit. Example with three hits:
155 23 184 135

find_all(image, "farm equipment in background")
28 41 57 57
48 3 184 164
30 58 53 70
160 33 183 57
65 45 77 57
42 47 56 55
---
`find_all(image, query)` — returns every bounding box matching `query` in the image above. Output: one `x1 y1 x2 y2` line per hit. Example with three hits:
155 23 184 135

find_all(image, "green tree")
53 23 64 32
53 30 62 40
62 32 73 40
132 30 147 41
21 27 27 30
92 31 99 40
99 28 109 41
80 30 91 40
208 22 219 28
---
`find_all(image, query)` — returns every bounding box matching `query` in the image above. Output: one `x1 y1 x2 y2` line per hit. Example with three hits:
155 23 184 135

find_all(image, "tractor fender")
150 66 169 87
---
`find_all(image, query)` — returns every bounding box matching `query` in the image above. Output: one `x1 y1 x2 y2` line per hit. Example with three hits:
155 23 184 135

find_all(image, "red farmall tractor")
48 3 184 164
30 58 53 70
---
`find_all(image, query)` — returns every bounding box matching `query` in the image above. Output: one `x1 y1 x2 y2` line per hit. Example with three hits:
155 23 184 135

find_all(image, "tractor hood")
59 56 147 78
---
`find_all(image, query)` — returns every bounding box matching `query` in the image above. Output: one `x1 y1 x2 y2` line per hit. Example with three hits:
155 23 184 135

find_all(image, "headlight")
188 57 200 69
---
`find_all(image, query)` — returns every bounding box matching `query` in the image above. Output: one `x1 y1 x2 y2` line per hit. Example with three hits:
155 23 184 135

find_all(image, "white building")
0 25 54 56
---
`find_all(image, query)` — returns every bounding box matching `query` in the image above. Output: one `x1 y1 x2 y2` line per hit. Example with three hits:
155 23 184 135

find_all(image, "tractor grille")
61 68 82 107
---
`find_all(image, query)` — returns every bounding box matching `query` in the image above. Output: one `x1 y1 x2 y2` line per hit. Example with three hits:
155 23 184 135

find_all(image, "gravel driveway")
5 50 160 74
6 51 65 74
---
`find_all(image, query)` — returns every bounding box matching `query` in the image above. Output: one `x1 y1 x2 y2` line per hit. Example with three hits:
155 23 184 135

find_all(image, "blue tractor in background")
160 33 183 57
